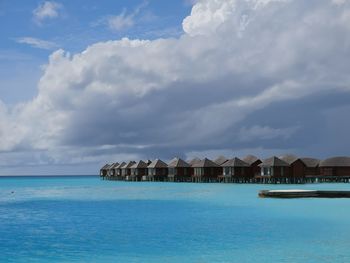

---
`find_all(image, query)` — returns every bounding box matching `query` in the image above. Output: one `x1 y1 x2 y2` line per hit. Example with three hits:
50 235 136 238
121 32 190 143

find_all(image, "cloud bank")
1 0 350 174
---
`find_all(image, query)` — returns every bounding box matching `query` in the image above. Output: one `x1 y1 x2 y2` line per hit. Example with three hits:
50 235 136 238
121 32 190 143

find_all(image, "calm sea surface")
1 176 350 263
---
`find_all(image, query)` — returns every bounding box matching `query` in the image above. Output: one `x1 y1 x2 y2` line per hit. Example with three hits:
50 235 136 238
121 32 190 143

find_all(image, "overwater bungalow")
130 160 148 181
123 161 136 181
258 156 290 182
220 157 250 183
280 154 305 179
187 158 201 176
148 159 168 181
168 158 191 182
108 162 120 177
115 162 126 179
300 157 320 176
191 158 221 183
100 164 111 177
242 155 262 177
280 155 320 181
319 157 350 177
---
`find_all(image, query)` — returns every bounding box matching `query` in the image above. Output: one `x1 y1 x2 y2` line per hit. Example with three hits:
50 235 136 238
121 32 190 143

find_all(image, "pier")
259 190 350 198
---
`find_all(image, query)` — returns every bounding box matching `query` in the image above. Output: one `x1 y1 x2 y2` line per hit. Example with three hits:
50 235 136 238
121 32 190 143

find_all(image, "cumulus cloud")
16 37 58 50
2 0 350 173
33 1 62 25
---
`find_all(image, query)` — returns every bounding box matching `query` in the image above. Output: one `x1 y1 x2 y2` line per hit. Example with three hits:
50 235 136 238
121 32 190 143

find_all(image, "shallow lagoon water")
1 176 350 263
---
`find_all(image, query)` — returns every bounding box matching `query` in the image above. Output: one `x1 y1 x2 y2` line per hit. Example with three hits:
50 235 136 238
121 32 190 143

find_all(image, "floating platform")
259 189 350 198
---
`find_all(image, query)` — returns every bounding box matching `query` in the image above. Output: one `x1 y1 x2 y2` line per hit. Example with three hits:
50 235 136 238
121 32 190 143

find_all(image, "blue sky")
0 0 350 175
0 0 191 104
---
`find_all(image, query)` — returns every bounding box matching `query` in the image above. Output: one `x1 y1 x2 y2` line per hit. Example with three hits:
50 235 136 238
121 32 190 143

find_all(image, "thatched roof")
320 156 350 167
168 158 190 168
279 154 299 165
259 156 289 167
148 159 168 168
214 155 229 165
242 155 261 165
300 157 320 168
188 157 201 166
222 157 249 167
192 158 220 168
124 161 136 169
100 164 111 170
130 160 148 169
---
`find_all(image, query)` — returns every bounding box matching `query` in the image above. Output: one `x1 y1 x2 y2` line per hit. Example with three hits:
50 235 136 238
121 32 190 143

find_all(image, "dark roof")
259 156 289 167
168 158 190 168
222 157 249 167
124 161 136 169
300 157 320 168
188 157 201 166
242 155 261 165
279 154 299 165
148 159 168 168
109 162 120 169
320 156 350 167
192 158 220 168
214 155 229 165
130 160 148 169
100 164 111 170
116 162 126 169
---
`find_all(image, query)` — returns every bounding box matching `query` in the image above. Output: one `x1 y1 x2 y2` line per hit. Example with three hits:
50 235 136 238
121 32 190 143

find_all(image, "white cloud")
95 1 149 32
33 1 62 25
16 37 58 50
2 0 350 173
107 10 135 31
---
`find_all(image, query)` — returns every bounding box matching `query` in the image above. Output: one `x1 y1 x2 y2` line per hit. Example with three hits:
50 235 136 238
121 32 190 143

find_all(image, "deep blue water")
1 177 350 262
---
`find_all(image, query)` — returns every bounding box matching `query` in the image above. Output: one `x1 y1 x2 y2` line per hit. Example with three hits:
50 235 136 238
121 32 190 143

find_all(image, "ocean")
0 176 350 262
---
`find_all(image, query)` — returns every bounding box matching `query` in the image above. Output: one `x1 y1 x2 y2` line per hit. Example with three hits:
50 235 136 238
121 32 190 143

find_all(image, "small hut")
100 164 111 177
148 159 168 181
108 162 120 177
300 157 320 176
259 156 290 178
168 158 191 182
191 158 221 182
319 157 350 177
122 161 136 181
187 158 201 177
242 155 262 177
115 162 126 178
130 160 148 181
280 154 304 178
220 157 250 182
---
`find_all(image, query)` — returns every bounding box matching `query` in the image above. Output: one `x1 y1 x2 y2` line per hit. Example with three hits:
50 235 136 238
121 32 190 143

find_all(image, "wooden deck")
259 190 350 198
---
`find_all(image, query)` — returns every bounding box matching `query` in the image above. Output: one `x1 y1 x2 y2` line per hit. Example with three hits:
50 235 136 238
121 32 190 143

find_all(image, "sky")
0 0 350 175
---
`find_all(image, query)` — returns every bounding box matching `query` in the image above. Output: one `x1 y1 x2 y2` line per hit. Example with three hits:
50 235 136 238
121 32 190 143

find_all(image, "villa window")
169 168 176 175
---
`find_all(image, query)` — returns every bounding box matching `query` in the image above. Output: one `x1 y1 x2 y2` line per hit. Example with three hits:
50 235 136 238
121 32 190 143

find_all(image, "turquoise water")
1 177 350 262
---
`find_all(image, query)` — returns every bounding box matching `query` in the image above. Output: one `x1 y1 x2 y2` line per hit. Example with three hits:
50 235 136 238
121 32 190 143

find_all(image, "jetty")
259 190 350 198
